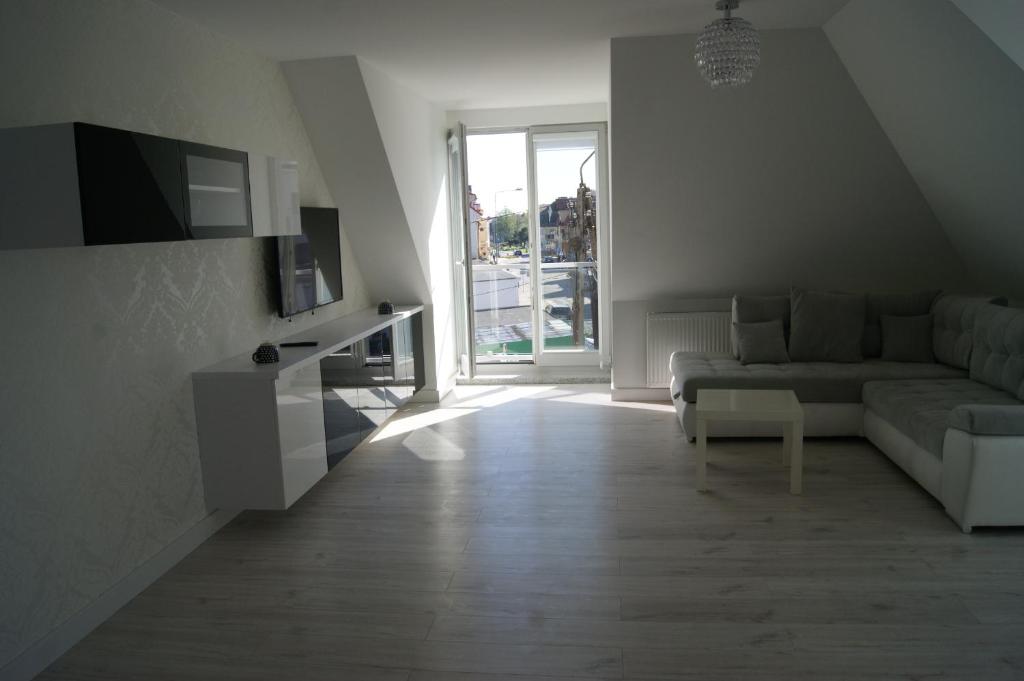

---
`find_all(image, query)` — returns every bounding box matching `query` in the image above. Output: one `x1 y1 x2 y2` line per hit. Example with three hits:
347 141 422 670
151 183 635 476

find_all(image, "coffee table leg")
696 418 708 492
782 424 790 466
786 419 803 495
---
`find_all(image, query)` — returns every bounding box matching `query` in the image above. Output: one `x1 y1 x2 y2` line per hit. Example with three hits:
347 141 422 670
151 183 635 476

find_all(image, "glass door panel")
531 129 601 355
465 131 532 364
540 264 599 351
473 261 532 359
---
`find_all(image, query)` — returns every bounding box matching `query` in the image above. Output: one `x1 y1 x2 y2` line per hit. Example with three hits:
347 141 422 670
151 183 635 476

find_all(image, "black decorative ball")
378 300 394 315
251 342 280 364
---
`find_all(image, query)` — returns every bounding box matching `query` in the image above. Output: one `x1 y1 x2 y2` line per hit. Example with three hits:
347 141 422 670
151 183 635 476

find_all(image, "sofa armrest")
948 404 1024 436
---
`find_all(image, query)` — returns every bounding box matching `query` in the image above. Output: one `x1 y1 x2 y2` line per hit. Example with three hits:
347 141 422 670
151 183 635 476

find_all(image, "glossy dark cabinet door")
180 141 253 239
359 327 393 438
321 381 362 470
320 313 422 470
391 317 415 406
320 335 388 471
74 123 187 245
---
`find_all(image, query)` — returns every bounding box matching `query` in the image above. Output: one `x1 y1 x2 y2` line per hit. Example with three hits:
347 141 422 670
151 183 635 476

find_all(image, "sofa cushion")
948 404 1024 436
670 351 966 404
788 288 866 363
863 290 939 358
932 294 1007 370
731 294 790 358
735 319 790 365
970 304 1024 400
863 379 1020 458
881 314 935 363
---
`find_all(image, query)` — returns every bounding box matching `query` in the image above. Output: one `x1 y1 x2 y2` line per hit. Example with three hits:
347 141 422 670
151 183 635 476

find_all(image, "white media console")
192 305 424 510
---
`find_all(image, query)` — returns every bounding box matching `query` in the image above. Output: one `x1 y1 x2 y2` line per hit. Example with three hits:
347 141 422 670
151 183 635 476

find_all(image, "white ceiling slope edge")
357 57 459 391
951 0 1024 73
150 0 850 108
281 56 430 303
825 0 1024 300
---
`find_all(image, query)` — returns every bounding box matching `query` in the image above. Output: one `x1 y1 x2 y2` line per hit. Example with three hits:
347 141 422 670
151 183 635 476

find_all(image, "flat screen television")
276 207 343 318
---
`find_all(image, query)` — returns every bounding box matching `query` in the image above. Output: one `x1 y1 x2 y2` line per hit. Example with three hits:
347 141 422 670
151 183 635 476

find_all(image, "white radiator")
646 312 732 387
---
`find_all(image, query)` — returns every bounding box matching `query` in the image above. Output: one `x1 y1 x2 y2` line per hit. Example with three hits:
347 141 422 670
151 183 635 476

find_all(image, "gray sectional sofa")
670 292 1024 532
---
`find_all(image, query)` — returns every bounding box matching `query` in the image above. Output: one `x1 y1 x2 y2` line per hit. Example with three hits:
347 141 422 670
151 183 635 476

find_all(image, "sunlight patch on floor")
369 385 654 459
370 407 480 442
452 385 556 408
403 432 468 461
549 391 676 412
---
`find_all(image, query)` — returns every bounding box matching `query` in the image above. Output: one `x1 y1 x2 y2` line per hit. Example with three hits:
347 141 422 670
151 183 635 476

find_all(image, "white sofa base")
863 408 943 500
942 428 1024 533
675 399 864 440
860 409 1024 533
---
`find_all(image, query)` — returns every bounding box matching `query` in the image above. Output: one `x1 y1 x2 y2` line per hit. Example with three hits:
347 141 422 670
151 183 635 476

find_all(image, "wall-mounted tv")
276 207 343 318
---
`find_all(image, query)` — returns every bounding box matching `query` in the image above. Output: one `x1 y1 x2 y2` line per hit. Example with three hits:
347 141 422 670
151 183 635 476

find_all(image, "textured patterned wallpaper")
0 0 370 667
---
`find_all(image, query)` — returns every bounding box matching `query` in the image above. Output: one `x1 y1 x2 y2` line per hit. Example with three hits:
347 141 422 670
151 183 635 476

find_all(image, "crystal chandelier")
694 0 761 89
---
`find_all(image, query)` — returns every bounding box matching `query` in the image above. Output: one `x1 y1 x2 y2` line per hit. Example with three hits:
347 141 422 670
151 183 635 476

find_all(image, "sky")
466 131 599 218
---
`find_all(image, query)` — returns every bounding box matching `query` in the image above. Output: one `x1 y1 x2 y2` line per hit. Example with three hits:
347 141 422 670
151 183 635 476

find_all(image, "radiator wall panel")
646 312 731 387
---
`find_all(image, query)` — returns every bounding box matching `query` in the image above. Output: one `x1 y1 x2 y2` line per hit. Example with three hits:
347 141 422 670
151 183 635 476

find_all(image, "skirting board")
612 386 672 402
408 371 458 404
1 507 239 681
410 388 445 403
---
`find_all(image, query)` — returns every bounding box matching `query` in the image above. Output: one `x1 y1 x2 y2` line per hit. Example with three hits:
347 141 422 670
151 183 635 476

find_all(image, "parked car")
544 302 572 320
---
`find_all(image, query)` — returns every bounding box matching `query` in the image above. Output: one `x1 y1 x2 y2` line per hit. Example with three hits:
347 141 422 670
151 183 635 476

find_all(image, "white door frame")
461 122 610 368
446 124 474 377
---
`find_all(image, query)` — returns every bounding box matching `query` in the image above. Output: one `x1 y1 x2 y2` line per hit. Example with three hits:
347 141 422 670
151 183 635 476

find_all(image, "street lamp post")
492 187 523 217
491 187 523 260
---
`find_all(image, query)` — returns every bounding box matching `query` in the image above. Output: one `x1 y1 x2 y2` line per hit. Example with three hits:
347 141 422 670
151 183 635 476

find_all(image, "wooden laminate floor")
40 385 1024 680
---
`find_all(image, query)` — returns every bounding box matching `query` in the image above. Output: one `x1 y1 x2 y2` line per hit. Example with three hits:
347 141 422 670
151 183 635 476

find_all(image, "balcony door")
458 123 608 372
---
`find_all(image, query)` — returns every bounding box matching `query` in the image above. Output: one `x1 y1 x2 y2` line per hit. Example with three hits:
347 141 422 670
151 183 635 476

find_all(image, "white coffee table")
695 389 804 494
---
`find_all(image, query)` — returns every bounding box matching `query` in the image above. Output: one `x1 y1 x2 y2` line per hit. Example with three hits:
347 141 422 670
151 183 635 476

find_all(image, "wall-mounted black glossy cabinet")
320 313 424 469
0 122 254 249
74 123 190 245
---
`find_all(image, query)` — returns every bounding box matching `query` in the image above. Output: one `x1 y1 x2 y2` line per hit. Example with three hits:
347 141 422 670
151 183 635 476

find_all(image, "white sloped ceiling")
282 56 430 304
952 0 1024 73
826 0 1024 300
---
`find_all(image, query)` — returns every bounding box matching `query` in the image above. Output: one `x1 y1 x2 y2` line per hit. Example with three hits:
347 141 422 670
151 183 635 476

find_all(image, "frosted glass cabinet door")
276 362 328 507
180 141 253 239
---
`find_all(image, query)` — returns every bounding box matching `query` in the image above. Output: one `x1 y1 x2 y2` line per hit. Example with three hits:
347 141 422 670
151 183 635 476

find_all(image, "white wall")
609 29 970 391
0 0 371 672
826 0 1024 300
360 58 457 397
